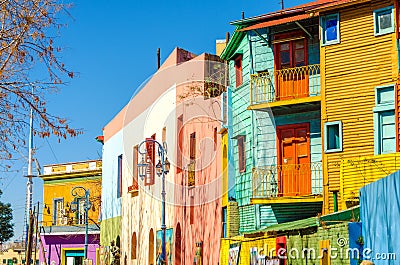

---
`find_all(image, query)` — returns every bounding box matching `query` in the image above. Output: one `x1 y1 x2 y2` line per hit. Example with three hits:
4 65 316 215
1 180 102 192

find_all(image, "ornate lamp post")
70 186 91 260
137 139 170 265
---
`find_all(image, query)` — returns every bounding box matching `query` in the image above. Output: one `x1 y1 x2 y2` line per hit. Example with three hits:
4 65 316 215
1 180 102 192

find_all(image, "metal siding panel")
323 0 397 213
259 205 278 228
271 202 323 223
340 153 400 209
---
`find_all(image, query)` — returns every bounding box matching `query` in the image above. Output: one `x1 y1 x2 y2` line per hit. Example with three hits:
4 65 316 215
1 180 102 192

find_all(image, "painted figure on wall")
156 229 173 265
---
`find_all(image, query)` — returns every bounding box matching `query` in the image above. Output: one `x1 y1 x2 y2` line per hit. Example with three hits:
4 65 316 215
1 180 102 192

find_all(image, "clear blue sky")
1 0 310 242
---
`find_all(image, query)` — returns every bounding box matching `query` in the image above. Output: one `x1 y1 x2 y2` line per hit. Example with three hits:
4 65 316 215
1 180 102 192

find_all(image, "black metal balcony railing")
187 161 195 186
252 162 323 199
250 64 321 105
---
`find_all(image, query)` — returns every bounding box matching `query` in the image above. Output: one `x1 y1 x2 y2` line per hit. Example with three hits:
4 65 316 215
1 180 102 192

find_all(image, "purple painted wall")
39 234 100 265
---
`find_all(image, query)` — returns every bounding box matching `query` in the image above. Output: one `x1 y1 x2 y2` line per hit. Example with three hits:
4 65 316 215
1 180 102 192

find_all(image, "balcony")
128 180 139 196
340 153 400 209
249 64 321 113
251 162 323 204
187 161 195 187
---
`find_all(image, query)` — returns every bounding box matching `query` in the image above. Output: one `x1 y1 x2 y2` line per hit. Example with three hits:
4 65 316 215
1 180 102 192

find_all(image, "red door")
277 123 311 196
276 236 287 265
276 37 308 100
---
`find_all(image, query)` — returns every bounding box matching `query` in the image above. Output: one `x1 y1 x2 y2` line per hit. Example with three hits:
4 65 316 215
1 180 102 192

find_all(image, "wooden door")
277 123 311 196
276 38 308 100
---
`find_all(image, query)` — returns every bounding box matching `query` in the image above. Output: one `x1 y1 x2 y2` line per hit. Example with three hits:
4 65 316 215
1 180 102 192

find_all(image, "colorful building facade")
102 48 227 265
220 1 329 235
39 160 102 265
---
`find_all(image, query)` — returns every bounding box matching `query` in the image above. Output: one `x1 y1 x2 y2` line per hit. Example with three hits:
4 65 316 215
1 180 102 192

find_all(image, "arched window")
131 232 137 260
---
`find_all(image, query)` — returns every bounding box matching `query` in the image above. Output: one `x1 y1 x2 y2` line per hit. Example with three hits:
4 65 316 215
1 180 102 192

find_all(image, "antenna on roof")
157 48 161 69
280 0 284 9
241 11 245 19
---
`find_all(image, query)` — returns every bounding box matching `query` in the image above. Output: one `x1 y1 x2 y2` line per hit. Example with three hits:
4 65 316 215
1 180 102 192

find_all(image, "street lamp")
70 186 91 260
137 139 170 265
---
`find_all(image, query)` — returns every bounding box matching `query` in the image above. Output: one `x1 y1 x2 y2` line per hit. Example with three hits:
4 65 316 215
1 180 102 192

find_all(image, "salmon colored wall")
174 76 222 264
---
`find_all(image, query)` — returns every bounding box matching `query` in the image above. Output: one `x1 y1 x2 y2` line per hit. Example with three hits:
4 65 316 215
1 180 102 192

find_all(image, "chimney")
215 32 230 56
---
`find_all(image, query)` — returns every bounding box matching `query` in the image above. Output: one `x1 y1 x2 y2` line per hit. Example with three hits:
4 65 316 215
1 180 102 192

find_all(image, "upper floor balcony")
340 153 400 209
251 162 323 205
249 64 321 114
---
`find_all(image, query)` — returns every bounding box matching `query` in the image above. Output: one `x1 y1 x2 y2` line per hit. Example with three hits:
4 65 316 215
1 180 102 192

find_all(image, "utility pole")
33 202 39 263
26 207 35 265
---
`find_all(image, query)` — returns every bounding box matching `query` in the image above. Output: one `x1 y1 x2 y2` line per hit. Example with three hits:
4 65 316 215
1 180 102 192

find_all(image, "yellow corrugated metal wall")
321 0 398 214
340 153 400 209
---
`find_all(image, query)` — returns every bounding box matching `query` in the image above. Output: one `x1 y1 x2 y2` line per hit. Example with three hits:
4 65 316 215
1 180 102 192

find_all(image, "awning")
239 13 312 32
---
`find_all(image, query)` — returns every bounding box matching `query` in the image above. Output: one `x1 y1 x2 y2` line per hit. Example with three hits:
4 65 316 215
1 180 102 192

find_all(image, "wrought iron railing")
250 64 321 105
187 161 196 186
252 162 323 198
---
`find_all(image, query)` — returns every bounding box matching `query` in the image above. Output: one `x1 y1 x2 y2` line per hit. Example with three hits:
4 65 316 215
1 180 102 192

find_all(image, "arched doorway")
149 229 154 265
175 223 182 265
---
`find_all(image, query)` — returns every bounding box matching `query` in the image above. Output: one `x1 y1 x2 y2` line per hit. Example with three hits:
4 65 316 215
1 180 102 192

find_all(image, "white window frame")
321 13 340 46
374 6 395 36
373 85 395 154
324 121 343 153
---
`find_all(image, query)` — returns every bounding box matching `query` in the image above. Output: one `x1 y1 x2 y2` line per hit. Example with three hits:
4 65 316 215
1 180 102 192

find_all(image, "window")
145 134 156 186
132 145 138 191
324 121 342 153
237 136 246 173
131 232 137 259
190 132 196 160
221 91 228 126
190 195 194 224
53 198 65 225
374 6 394 36
117 154 123 197
162 127 167 143
321 13 340 45
276 37 307 69
214 127 218 151
234 54 243 87
222 207 227 238
77 198 87 225
374 85 395 154
188 133 196 186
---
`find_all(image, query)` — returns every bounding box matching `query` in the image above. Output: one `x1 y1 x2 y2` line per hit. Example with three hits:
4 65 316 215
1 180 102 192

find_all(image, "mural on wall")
156 228 173 265
228 246 240 265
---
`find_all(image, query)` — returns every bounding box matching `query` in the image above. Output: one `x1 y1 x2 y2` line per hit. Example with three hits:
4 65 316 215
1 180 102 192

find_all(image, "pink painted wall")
173 54 223 264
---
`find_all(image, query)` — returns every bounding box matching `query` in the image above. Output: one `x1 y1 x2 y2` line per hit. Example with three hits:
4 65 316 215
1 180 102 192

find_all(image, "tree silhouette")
0 190 13 244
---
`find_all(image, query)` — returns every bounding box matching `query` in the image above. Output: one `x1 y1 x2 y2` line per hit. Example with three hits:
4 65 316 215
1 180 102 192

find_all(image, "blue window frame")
117 154 123 198
222 207 227 238
374 6 394 36
324 121 342 153
321 13 340 45
374 85 396 154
